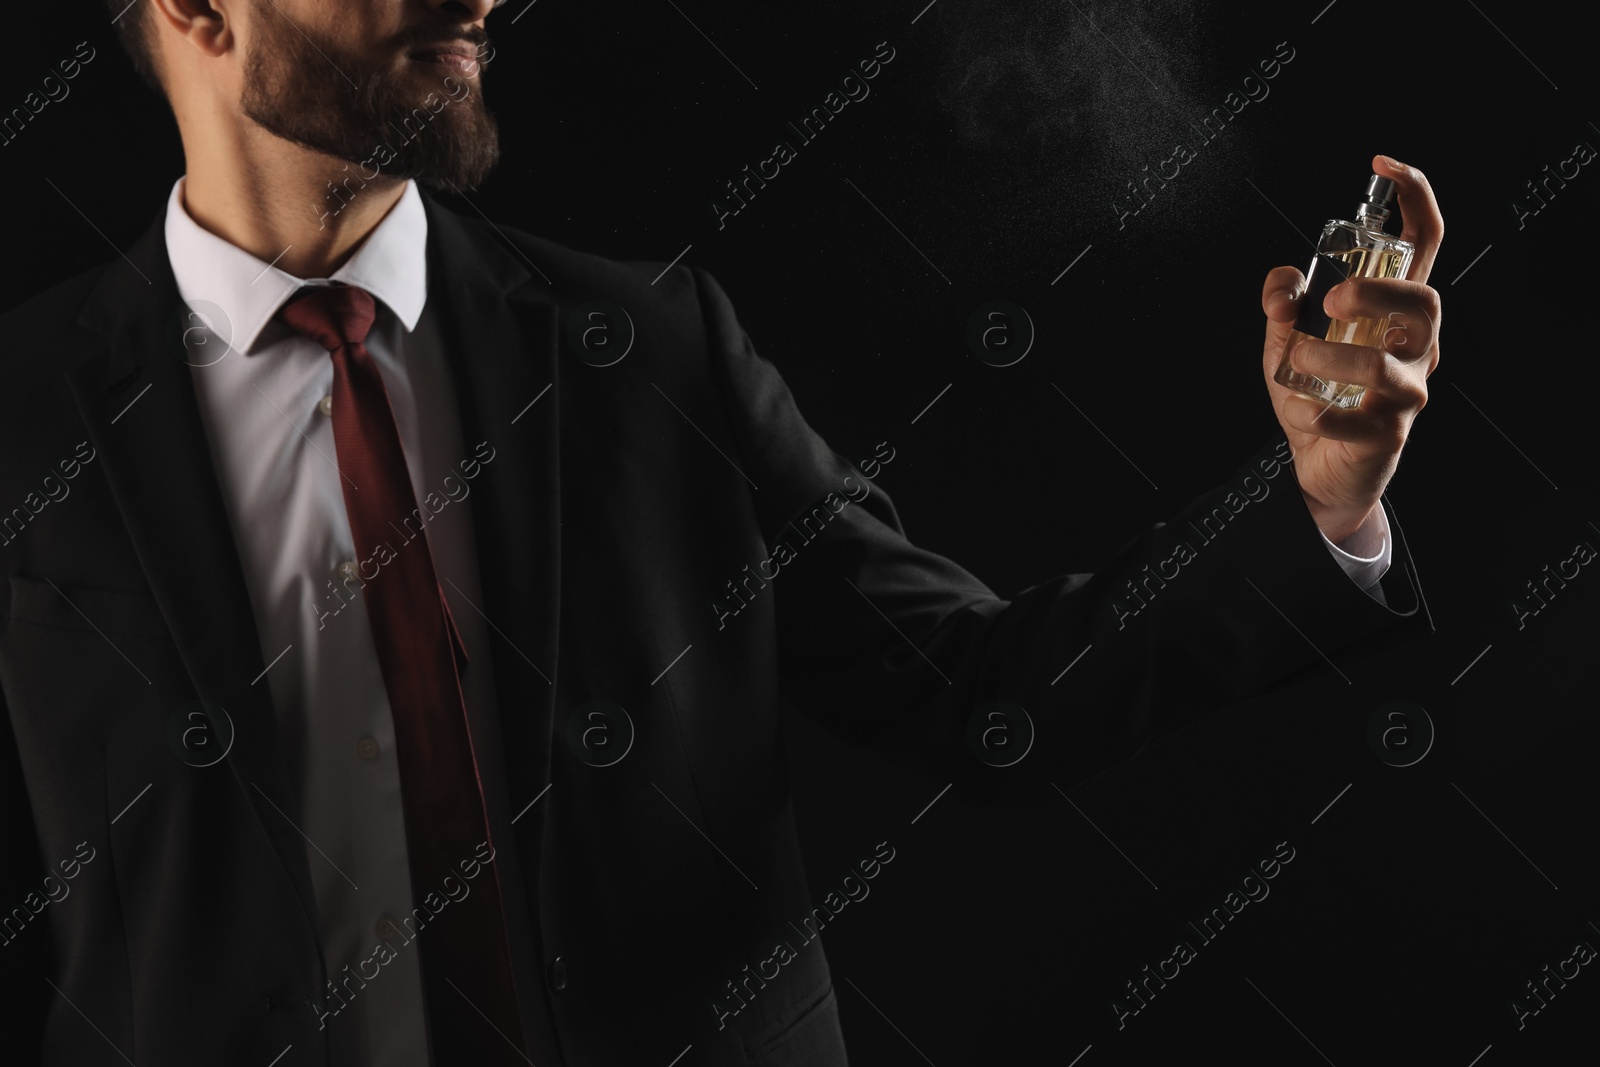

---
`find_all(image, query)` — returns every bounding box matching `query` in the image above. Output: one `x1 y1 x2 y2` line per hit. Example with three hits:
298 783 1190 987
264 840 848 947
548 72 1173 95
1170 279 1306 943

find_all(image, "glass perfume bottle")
1274 175 1415 409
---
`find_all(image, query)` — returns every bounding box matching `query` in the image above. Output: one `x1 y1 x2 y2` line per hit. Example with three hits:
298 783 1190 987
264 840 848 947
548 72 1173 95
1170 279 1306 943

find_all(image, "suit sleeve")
693 267 1430 807
0 688 51 1060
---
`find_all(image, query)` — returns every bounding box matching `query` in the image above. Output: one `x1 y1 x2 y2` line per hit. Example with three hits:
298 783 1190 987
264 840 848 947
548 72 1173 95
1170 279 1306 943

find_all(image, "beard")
238 6 500 190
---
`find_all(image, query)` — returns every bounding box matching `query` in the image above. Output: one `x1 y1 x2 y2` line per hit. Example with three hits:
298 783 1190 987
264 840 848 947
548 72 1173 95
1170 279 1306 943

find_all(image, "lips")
408 46 482 75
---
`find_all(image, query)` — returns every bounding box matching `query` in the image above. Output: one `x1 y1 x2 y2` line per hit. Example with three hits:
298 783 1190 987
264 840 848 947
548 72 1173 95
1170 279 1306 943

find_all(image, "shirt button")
338 560 360 583
318 394 334 416
357 736 380 761
548 955 568 993
376 914 404 941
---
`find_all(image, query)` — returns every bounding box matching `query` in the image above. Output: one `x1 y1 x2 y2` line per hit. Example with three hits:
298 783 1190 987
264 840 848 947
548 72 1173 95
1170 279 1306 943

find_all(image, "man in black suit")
0 1 1444 1064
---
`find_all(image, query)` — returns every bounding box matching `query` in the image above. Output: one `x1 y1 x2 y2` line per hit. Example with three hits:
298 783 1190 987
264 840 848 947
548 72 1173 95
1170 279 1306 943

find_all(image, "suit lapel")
419 188 562 831
65 209 323 936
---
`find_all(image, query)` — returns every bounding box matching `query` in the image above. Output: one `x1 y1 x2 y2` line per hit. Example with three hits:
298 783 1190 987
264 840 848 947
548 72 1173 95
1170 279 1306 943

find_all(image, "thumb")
1261 265 1305 392
1262 265 1304 324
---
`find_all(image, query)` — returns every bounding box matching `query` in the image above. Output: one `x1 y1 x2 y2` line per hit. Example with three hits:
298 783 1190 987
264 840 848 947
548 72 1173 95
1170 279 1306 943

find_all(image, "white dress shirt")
1327 503 1392 598
165 176 519 1067
162 172 1393 1064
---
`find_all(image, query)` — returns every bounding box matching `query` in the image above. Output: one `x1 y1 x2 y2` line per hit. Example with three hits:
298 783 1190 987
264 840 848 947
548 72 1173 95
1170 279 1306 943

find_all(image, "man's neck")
180 128 407 279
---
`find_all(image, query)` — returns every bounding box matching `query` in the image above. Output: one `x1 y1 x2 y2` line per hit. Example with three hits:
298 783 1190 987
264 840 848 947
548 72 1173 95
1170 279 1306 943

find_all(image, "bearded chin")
374 101 501 191
239 34 502 191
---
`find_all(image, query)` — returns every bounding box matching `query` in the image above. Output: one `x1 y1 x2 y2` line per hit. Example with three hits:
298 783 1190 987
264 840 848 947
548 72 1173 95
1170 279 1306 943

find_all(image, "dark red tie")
279 283 529 1064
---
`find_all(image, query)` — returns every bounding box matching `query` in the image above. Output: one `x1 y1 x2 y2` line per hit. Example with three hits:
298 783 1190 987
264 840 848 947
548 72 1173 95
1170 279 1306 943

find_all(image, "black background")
4 1 1595 1063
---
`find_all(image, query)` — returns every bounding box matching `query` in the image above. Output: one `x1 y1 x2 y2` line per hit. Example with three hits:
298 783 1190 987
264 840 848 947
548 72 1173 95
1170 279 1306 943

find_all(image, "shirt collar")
162 174 428 355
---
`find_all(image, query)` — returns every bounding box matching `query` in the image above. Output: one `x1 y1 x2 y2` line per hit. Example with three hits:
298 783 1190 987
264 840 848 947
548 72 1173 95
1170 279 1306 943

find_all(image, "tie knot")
278 282 376 352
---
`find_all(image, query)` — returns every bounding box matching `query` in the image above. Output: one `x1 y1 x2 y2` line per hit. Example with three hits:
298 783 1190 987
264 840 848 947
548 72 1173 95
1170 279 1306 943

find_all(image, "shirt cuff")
1320 501 1392 600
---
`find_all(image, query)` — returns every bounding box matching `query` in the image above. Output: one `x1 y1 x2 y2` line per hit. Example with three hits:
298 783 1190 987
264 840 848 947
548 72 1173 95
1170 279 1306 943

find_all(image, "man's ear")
148 0 236 67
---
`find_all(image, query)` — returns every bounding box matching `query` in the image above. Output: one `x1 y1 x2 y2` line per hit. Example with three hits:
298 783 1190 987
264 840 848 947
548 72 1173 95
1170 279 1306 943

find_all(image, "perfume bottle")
1274 175 1415 409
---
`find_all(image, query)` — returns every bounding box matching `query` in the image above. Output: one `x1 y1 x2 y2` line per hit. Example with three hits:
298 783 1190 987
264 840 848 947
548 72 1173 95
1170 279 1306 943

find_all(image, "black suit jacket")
0 188 1428 1065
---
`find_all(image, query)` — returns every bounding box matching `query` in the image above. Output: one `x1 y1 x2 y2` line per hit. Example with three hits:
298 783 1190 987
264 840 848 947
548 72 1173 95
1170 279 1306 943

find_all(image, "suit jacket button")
548 955 568 993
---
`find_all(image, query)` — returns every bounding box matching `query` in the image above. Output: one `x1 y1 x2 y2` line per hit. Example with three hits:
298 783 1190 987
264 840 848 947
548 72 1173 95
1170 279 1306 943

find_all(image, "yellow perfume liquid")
1274 176 1415 409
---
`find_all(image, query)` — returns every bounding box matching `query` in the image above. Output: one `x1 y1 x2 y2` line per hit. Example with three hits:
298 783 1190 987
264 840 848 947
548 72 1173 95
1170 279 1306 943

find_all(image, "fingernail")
1380 155 1407 174
1267 290 1293 312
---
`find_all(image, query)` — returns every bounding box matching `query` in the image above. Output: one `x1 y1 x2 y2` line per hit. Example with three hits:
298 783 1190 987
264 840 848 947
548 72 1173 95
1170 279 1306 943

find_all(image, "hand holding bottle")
1258 154 1444 546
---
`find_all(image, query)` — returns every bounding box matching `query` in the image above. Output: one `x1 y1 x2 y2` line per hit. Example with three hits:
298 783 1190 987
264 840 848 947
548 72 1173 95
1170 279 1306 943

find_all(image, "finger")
1278 393 1412 449
1262 265 1306 321
1373 154 1444 282
1324 278 1440 362
1286 338 1428 412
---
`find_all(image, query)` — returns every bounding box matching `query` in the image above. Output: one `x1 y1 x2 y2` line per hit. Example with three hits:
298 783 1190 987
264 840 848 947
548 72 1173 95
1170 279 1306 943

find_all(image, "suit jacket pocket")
6 574 173 642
